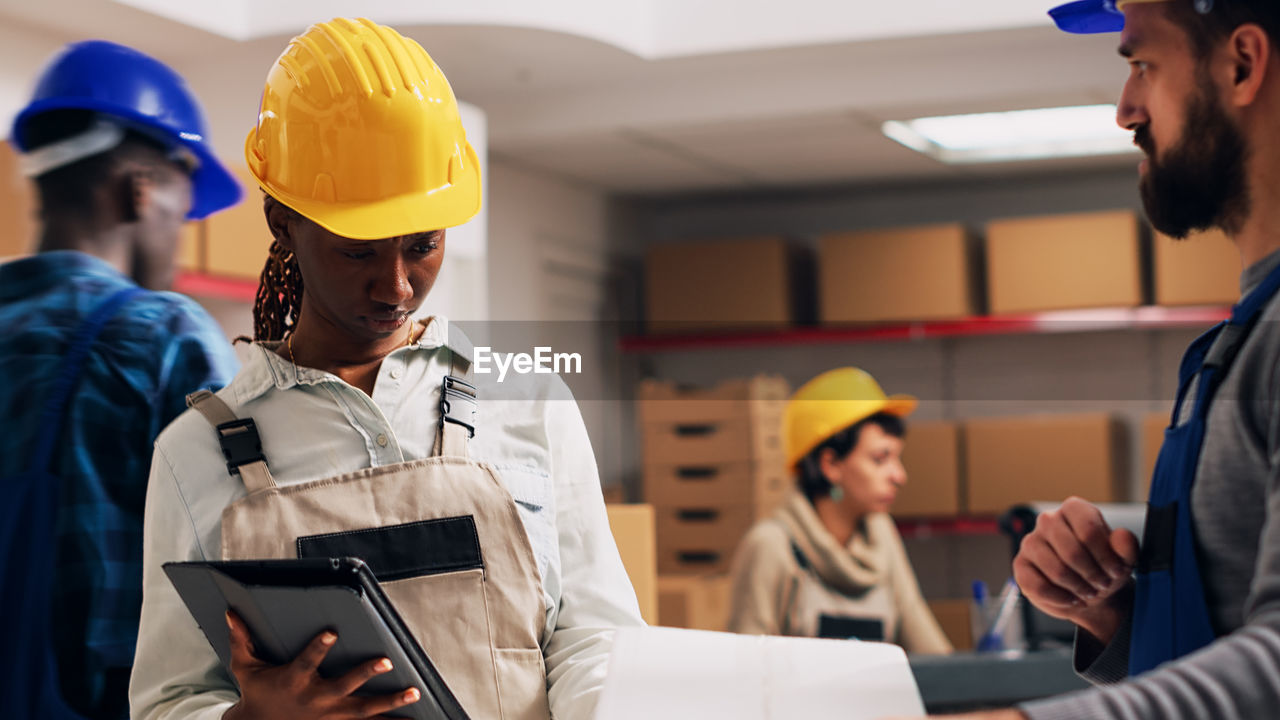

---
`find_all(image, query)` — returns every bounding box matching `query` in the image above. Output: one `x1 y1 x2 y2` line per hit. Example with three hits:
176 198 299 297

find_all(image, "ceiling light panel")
882 104 1139 164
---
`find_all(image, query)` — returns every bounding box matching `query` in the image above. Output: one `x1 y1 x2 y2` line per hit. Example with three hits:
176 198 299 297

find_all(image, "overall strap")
1188 260 1280 414
185 390 275 493
435 348 476 459
29 286 147 475
1169 322 1224 422
1230 257 1280 325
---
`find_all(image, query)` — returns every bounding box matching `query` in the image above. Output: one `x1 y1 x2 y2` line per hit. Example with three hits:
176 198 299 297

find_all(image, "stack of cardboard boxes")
639 376 791 630
645 210 1241 328
631 208 1222 635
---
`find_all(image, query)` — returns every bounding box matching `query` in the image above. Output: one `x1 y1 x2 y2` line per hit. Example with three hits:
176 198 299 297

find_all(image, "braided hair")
249 240 304 342
235 195 305 343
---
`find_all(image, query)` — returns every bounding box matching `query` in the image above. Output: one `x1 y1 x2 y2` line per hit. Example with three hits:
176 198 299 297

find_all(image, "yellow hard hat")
784 368 917 469
244 18 481 240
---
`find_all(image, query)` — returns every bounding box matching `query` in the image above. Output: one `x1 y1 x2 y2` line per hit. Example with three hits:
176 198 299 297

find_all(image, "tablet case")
163 557 470 720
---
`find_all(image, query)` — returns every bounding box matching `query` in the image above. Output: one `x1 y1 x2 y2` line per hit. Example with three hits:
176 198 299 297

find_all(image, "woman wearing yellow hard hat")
727 368 952 653
131 18 643 720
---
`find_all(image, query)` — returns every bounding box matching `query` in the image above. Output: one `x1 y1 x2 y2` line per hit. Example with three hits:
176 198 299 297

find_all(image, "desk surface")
910 648 1089 713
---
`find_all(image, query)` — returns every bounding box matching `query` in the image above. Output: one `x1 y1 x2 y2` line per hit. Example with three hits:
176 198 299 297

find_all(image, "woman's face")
276 207 446 344
825 423 907 518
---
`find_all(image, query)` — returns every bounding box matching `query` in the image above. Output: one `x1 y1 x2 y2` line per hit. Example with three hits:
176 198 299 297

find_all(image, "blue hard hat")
1050 0 1215 34
10 40 241 220
1049 0 1125 33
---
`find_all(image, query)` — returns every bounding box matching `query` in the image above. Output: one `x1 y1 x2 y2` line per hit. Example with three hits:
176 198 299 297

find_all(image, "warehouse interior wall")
487 157 646 493
0 23 64 137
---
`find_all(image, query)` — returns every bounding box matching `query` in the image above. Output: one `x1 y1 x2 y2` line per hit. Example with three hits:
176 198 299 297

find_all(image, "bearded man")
892 1 1280 719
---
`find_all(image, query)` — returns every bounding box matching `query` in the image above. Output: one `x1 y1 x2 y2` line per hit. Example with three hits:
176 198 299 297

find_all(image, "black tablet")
163 557 470 720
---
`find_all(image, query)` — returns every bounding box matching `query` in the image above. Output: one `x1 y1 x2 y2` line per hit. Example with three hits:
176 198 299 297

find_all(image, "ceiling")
0 0 1139 197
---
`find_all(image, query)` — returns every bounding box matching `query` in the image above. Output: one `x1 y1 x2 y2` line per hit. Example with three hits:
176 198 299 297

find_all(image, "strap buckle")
1203 323 1245 371
440 376 477 438
215 418 266 476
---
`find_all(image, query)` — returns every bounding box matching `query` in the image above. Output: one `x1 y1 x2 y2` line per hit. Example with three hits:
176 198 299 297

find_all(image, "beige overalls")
187 361 551 720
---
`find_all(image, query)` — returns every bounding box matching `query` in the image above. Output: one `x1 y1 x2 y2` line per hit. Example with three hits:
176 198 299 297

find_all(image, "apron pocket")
498 469 556 581
383 568 503 720
816 614 885 641
493 647 551 720
297 516 482 582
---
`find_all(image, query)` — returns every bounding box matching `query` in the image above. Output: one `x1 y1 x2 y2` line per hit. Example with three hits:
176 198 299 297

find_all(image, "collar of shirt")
1241 247 1280 298
0 250 131 302
230 315 472 405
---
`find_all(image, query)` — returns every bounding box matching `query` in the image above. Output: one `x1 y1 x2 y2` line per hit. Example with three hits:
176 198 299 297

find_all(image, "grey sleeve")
1072 606 1133 686
1018 619 1280 720
1017 460 1280 718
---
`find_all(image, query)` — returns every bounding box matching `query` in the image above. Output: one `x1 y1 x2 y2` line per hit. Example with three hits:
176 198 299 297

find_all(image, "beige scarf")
774 490 897 597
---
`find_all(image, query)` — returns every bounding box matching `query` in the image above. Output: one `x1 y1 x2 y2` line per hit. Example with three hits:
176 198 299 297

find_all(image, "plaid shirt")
0 251 238 719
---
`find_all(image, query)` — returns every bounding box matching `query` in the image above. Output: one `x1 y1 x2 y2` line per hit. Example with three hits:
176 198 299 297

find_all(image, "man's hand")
221 610 422 720
1012 496 1139 644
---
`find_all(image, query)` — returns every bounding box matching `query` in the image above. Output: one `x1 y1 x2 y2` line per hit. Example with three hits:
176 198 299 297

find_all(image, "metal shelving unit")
620 306 1230 353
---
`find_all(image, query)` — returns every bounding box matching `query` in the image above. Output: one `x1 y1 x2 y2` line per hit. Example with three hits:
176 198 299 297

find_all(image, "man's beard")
1137 79 1251 239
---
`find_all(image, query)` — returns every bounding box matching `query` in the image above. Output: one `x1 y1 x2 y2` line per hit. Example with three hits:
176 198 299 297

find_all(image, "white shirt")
130 317 644 720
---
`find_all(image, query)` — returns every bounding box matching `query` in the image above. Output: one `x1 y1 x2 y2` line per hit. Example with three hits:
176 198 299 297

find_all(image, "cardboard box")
963 413 1125 515
1139 412 1169 500
655 504 758 575
638 376 789 424
657 575 732 631
645 237 809 334
1154 228 1240 306
640 376 788 466
644 460 789 510
607 504 659 625
177 221 204 273
895 421 962 517
206 166 272 279
927 598 974 651
820 223 974 323
0 141 36 259
985 210 1142 315
603 484 627 505
642 415 784 466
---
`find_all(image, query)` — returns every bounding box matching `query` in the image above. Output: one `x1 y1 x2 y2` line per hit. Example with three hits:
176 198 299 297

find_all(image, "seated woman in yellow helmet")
130 18 644 720
727 368 952 653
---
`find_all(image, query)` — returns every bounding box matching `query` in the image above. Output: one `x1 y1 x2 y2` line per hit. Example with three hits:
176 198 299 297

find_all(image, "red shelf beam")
620 306 1231 353
174 271 259 303
895 516 1001 539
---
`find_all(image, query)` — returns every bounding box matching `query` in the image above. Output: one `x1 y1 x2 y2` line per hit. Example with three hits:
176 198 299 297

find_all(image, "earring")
829 486 845 502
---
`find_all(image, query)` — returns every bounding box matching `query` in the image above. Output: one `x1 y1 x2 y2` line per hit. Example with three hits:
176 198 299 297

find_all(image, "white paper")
594 627 925 720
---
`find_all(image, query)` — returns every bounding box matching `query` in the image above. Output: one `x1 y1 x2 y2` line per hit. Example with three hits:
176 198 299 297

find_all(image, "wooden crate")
639 376 788 466
928 598 974 651
644 459 788 511
638 375 790 423
658 575 733 631
606 504 658 624
655 504 760 575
